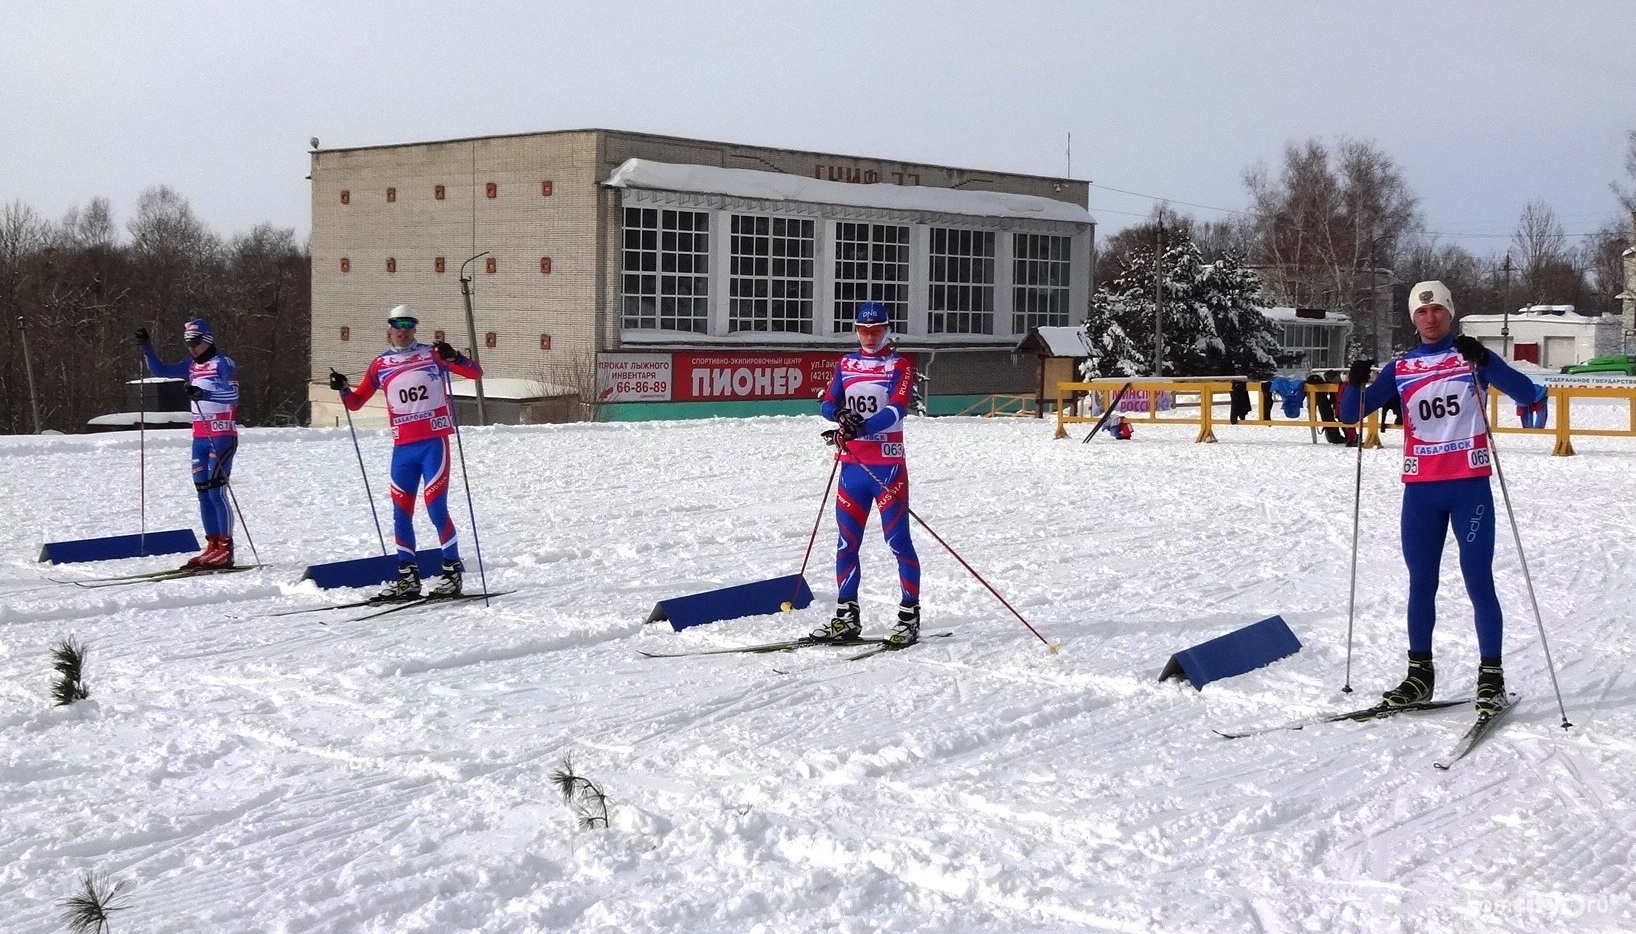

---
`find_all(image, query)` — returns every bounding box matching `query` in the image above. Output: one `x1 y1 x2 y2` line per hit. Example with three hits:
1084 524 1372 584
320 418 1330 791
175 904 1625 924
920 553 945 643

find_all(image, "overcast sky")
5 1 1633 258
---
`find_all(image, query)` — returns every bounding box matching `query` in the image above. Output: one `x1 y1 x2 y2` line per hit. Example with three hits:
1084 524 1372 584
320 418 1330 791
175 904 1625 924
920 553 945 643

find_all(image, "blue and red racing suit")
820 347 920 605
1340 336 1546 658
341 342 482 562
143 345 240 537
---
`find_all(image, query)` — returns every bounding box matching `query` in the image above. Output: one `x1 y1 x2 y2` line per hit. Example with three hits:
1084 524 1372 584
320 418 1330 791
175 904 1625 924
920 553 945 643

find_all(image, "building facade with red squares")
309 129 1095 425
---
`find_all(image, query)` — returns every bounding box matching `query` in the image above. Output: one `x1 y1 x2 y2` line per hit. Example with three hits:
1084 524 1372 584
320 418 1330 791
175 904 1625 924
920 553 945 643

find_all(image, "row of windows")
619 208 1075 336
336 181 554 204
1278 322 1344 368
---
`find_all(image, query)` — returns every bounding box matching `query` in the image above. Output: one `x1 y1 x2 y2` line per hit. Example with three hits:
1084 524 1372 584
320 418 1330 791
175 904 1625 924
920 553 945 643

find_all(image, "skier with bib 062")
329 307 483 600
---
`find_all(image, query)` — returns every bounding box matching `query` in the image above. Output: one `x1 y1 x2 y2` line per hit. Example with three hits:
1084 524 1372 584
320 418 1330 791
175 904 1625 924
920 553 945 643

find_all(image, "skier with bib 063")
329 307 482 600
1340 280 1547 716
137 319 241 570
812 301 922 646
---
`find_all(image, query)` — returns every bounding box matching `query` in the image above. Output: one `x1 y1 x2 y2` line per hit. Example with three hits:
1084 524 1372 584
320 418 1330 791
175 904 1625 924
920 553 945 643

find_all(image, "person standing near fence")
1340 280 1546 716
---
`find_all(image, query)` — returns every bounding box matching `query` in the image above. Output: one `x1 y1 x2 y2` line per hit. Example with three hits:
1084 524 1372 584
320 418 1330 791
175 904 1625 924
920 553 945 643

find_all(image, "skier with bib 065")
329 307 482 600
812 301 922 646
1340 280 1547 716
136 319 241 570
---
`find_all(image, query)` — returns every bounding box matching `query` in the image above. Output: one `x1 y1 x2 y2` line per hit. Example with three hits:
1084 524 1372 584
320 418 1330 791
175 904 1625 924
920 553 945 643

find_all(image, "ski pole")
334 370 388 556
784 451 841 611
1341 377 1368 694
224 478 261 566
1465 358 1572 729
1082 381 1134 443
442 370 491 606
837 438 1057 651
138 345 148 555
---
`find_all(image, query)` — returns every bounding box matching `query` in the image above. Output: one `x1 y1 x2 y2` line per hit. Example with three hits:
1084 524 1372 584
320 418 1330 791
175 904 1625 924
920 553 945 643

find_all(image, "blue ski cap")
854 301 889 326
182 318 214 346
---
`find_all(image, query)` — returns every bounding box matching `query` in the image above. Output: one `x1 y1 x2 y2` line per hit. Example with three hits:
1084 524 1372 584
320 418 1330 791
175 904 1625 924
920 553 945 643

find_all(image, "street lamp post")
1152 220 1165 376
457 251 491 426
1501 253 1514 360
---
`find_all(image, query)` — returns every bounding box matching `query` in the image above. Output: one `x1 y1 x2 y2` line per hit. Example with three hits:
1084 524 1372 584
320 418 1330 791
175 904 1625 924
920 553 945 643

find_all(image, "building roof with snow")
606 159 1094 226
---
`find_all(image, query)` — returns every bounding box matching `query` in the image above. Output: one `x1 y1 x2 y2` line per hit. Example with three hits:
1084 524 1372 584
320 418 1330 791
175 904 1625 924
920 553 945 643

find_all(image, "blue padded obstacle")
1159 615 1302 690
646 574 815 632
39 529 201 565
302 548 447 590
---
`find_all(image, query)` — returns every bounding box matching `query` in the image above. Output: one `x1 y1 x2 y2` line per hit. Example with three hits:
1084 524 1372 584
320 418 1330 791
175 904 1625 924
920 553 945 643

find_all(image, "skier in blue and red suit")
811 301 922 646
1341 280 1548 717
137 318 241 570
330 306 483 600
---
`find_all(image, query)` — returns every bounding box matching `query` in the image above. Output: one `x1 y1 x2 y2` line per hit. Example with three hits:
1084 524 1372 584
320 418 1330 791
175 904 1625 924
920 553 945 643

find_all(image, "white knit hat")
1408 280 1455 317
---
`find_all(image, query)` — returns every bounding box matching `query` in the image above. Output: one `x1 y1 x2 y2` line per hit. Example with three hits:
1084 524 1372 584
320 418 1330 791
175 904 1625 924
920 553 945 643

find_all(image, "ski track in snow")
2 413 1635 933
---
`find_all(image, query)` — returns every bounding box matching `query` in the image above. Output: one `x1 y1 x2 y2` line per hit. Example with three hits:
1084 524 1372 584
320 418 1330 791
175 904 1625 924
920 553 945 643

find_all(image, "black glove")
1347 359 1374 387
1453 335 1490 365
134 327 150 345
432 340 458 362
328 369 349 392
184 384 205 401
835 410 866 442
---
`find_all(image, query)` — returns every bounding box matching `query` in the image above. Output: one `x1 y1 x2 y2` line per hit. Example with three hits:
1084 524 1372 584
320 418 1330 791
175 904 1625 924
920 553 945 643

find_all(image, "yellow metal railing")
954 394 1043 417
1053 377 1636 457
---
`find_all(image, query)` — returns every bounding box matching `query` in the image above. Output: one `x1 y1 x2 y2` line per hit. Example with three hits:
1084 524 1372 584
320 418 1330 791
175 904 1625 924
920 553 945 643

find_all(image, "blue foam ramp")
39 529 200 564
302 548 447 590
1159 615 1302 690
646 574 814 631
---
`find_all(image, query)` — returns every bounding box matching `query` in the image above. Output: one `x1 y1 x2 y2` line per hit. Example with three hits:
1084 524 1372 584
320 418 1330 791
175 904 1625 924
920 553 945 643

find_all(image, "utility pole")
1153 220 1165 376
16 314 42 433
458 251 491 426
1501 253 1514 360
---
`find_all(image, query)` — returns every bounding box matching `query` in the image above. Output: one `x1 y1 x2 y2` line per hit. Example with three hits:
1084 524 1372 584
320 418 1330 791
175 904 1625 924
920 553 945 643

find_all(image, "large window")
1013 233 1071 331
622 207 709 332
928 228 995 334
729 215 815 333
833 222 909 332
1278 321 1342 368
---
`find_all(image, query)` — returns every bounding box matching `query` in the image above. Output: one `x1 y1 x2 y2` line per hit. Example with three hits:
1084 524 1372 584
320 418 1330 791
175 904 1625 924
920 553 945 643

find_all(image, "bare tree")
1614 129 1636 215
1509 200 1592 308
1582 218 1630 315
1243 138 1420 355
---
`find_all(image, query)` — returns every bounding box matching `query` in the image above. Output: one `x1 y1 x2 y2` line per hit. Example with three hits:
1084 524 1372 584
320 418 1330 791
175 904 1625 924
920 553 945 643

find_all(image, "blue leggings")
1401 477 1502 659
389 437 459 562
835 462 920 605
190 436 236 537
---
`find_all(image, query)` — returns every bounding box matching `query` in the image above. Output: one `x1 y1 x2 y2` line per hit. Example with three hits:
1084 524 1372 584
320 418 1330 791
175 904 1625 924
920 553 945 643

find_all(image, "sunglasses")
184 336 206 347
387 318 418 330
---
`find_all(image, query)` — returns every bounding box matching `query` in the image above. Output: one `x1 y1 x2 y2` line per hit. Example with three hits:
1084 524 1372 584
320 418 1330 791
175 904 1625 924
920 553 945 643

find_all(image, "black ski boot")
1382 652 1434 707
427 559 464 598
376 562 422 601
810 601 861 642
887 602 920 646
1476 660 1506 717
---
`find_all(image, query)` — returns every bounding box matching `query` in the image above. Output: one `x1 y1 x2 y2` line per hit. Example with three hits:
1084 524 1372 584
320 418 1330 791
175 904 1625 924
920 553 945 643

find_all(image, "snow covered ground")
2 410 1634 933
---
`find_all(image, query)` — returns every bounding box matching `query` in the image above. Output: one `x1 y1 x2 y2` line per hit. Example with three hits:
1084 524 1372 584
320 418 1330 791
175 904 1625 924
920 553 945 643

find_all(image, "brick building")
308 129 1094 424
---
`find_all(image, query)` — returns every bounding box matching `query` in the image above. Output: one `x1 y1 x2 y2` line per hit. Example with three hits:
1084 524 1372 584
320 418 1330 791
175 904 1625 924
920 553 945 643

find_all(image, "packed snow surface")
2 412 1634 933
